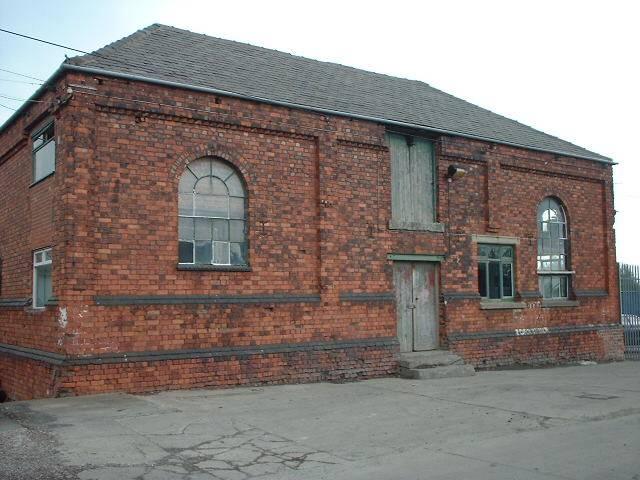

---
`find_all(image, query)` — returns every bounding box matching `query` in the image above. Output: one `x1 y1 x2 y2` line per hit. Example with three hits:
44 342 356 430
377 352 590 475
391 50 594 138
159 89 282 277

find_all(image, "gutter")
0 62 615 165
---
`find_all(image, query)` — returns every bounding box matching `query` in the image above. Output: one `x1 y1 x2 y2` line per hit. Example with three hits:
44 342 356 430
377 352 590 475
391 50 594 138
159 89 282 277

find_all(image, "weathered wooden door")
393 262 439 352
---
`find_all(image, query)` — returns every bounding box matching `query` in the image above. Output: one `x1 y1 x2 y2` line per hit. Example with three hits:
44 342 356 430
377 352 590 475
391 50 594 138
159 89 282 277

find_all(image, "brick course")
0 71 623 400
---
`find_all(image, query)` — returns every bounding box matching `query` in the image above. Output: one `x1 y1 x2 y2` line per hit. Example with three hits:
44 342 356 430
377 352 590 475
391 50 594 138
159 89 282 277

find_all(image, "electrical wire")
0 102 16 110
0 27 93 55
0 27 159 74
0 93 46 103
0 78 43 85
0 67 45 82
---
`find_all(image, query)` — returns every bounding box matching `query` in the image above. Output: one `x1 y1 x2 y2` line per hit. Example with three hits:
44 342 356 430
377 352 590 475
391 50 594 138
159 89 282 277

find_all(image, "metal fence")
620 263 640 360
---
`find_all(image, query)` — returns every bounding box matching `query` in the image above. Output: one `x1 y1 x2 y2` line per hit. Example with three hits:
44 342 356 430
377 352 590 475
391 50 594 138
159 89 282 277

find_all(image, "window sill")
389 220 445 233
29 171 55 188
25 307 49 314
177 264 251 272
541 300 580 308
480 301 526 310
537 270 575 275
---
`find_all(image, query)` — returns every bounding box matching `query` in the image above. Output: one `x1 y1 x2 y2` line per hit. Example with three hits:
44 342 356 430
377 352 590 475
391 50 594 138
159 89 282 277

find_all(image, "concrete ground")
1 362 639 480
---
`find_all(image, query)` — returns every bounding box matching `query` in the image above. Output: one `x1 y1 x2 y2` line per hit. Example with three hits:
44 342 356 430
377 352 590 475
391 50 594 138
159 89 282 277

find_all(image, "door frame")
389 254 443 352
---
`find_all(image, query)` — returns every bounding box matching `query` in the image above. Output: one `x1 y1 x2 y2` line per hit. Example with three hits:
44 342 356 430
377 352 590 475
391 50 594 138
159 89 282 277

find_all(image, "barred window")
178 158 247 266
537 197 570 298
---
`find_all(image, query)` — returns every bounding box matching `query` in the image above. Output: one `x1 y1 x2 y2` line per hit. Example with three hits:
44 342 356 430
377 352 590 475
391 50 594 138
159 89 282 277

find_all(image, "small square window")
32 123 55 182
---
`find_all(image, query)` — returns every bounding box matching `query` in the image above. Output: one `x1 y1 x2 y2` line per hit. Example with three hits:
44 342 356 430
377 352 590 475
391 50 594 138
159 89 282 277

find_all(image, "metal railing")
620 263 640 360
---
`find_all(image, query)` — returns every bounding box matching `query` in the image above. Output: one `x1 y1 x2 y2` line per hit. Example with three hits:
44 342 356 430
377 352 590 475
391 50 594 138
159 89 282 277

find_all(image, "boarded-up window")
388 133 436 229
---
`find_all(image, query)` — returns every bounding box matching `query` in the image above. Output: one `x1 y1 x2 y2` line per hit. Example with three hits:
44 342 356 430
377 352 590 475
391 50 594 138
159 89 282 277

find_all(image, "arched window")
178 157 247 266
537 197 569 298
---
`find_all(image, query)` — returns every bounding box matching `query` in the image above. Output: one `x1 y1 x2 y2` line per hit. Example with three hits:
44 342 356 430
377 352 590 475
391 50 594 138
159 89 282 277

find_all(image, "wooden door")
388 133 436 229
393 262 439 352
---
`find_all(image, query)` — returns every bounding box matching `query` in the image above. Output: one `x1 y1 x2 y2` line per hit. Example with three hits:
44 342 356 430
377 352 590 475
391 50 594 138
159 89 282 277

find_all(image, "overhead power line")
0 67 45 82
0 93 45 103
0 27 91 55
0 102 16 111
0 78 43 85
0 27 151 73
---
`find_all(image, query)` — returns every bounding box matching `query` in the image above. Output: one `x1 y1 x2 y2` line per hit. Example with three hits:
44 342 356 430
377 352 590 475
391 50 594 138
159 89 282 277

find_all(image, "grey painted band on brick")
0 337 398 366
575 290 609 298
339 292 395 302
94 293 322 306
0 298 30 308
448 323 622 342
0 343 66 365
442 292 481 301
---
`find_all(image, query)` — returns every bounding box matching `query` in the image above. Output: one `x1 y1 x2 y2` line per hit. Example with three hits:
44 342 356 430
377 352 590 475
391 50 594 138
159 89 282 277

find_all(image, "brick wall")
0 71 623 399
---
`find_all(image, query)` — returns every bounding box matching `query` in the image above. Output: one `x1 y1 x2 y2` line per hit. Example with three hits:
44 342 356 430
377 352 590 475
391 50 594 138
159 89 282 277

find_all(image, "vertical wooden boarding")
410 138 435 225
412 262 439 350
389 133 411 226
393 262 414 353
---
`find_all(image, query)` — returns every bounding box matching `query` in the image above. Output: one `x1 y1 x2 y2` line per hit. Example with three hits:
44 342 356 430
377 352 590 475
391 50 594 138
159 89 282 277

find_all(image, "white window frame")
32 122 56 183
537 198 571 299
178 158 248 266
33 248 52 309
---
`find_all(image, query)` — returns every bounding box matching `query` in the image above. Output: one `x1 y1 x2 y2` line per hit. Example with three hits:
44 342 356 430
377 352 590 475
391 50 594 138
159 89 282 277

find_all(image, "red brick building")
0 25 623 400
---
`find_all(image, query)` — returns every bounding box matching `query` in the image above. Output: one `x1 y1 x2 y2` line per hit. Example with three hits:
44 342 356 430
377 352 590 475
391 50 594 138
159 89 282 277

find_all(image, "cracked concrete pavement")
1 362 639 479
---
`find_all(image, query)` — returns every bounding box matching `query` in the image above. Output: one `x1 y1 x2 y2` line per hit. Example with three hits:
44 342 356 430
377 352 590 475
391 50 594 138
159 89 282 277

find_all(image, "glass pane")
195 177 214 195
211 177 228 195
213 241 230 265
229 197 245 219
194 195 228 217
211 160 233 180
33 134 44 150
179 170 197 193
479 245 490 258
178 193 193 216
478 263 487 297
35 252 43 264
488 261 501 299
34 140 55 181
549 223 560 239
226 174 245 197
488 246 499 259
560 276 568 298
551 276 561 298
179 217 194 240
230 242 245 265
540 276 552 298
43 249 52 262
502 263 513 297
195 218 213 240
230 220 245 242
178 241 194 263
213 219 229 241
195 240 212 264
35 264 52 307
500 246 513 259
187 159 210 178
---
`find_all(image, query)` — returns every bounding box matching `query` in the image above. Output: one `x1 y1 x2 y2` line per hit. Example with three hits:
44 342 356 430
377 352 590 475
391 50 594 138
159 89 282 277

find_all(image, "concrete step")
399 350 464 369
399 364 476 380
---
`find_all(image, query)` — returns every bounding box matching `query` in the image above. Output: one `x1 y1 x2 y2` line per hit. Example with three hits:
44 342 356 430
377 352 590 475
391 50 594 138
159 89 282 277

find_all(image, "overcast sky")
1 0 638 263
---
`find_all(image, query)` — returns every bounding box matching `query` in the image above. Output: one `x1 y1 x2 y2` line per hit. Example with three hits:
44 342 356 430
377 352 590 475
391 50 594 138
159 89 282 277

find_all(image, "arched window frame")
537 197 571 299
177 157 248 268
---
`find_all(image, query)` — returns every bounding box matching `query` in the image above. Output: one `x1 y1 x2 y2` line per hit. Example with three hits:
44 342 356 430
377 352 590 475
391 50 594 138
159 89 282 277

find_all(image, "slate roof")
67 24 610 162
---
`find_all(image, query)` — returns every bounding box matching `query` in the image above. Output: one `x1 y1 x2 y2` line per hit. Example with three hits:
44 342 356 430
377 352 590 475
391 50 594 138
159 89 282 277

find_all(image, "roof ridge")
29 23 610 163
66 23 162 65
149 24 438 87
